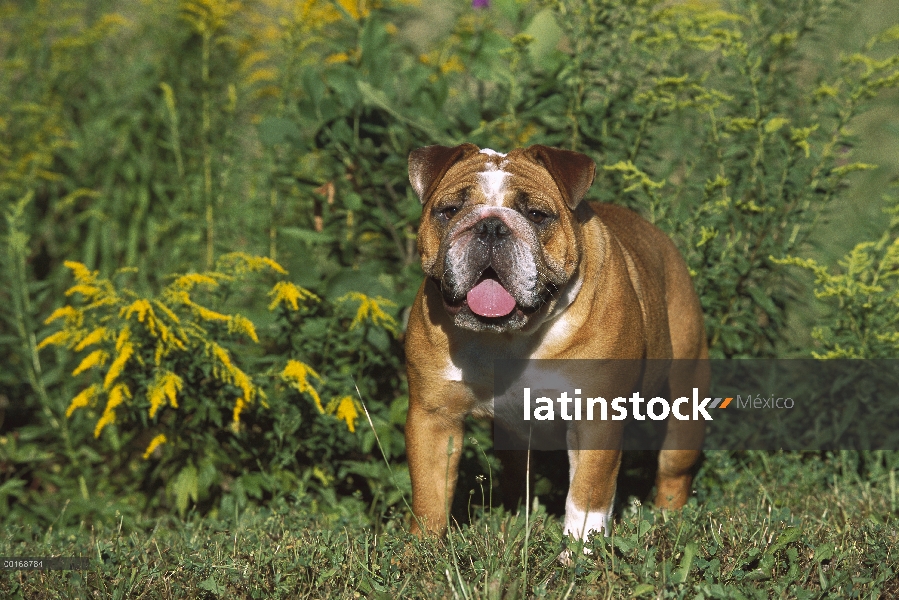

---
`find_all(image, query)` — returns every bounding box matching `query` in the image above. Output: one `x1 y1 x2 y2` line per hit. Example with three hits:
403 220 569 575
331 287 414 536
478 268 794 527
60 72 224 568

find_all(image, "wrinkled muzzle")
438 209 543 320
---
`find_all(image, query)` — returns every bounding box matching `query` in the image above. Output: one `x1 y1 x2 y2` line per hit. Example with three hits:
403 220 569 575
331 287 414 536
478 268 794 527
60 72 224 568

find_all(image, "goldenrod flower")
228 314 259 342
206 342 258 412
148 371 183 418
281 360 324 413
232 395 248 425
440 55 465 74
121 299 154 323
181 0 241 35
216 252 287 275
115 327 131 352
169 290 230 322
104 342 133 390
37 330 70 350
267 281 318 311
64 261 96 285
74 326 107 351
152 300 181 324
337 0 370 19
94 383 131 438
329 395 360 433
231 367 255 406
245 67 277 84
66 384 100 417
325 52 351 64
142 434 167 459
338 292 399 335
172 273 220 291
44 306 78 325
65 284 103 299
72 349 109 376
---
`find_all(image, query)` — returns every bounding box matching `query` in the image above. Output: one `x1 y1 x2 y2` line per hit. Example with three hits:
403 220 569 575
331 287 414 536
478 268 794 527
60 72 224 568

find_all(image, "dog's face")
409 144 596 333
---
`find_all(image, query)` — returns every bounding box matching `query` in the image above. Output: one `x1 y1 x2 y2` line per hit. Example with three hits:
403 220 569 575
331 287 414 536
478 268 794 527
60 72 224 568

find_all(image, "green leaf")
172 464 198 516
343 192 363 211
672 542 697 583
257 117 301 147
198 576 226 594
279 227 335 245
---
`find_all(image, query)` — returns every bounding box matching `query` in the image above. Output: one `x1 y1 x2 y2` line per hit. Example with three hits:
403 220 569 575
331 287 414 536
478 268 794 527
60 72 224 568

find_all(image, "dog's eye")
439 206 460 220
527 210 548 224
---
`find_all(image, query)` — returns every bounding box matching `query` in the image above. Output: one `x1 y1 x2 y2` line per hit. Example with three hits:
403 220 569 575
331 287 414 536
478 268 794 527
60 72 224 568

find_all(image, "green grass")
2 451 896 598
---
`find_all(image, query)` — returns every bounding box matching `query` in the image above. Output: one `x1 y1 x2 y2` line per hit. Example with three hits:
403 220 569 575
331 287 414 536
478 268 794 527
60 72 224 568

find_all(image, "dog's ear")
409 144 480 204
524 145 596 210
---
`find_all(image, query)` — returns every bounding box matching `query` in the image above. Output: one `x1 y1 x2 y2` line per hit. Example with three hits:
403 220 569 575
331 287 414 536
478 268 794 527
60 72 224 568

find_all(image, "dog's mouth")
441 268 537 320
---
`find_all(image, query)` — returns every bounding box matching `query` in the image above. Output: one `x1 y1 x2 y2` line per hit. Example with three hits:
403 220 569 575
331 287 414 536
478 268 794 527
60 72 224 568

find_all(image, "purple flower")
472 0 490 8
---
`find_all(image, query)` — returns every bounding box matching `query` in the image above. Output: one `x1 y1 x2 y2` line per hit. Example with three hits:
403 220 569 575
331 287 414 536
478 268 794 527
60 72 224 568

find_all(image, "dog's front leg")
406 402 465 536
563 421 624 542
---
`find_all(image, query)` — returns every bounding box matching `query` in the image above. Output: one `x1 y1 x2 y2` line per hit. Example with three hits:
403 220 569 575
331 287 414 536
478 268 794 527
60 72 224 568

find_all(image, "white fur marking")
479 148 506 157
478 169 510 205
563 495 612 541
443 360 464 382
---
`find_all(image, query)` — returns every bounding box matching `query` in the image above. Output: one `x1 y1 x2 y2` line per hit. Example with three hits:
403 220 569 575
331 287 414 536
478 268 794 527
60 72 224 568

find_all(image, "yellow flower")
281 360 324 413
336 0 369 20
44 306 78 325
338 292 399 335
66 384 100 417
329 395 360 433
94 383 131 438
245 67 277 85
206 342 258 413
325 51 351 64
65 284 103 299
232 395 249 426
181 0 241 35
267 281 318 311
440 55 465 74
115 327 131 352
228 314 259 343
121 299 154 323
172 273 221 291
142 434 168 459
37 330 70 350
215 252 287 275
152 300 181 324
167 290 230 322
148 371 183 418
64 261 96 285
104 342 133 390
72 349 109 376
74 326 107 351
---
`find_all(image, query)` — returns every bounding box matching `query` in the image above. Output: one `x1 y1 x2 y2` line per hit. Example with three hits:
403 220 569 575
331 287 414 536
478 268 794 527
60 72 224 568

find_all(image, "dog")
404 143 708 542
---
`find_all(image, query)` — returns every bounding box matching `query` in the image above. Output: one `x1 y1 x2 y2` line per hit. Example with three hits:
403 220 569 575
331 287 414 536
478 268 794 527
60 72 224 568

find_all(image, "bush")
33 252 403 519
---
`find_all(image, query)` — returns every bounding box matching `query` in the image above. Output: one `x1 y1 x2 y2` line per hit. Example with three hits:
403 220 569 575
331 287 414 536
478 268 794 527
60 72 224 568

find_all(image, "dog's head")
409 144 596 333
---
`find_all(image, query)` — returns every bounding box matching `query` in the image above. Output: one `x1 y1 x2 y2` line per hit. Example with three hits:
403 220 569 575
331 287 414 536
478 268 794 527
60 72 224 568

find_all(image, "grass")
2 451 896 598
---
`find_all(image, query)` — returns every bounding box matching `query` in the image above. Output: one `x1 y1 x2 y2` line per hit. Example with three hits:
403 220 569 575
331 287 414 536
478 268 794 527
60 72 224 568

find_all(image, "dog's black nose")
474 217 510 241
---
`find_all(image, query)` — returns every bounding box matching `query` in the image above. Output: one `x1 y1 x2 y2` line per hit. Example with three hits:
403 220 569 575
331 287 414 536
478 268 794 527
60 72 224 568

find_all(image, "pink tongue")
466 279 516 317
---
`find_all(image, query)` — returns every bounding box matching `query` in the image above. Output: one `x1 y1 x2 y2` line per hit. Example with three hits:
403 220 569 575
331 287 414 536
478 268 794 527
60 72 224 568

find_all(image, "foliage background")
1 0 899 596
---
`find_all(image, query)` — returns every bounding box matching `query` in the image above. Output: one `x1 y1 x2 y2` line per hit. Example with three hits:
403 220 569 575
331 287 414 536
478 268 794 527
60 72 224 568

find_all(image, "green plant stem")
5 195 79 469
202 29 214 270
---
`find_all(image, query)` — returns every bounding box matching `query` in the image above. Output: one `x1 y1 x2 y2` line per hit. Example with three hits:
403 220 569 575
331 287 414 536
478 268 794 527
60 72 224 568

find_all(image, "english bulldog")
404 143 708 543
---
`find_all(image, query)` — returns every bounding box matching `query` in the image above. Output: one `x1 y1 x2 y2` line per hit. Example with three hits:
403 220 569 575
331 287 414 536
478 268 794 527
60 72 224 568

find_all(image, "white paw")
562 496 612 541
